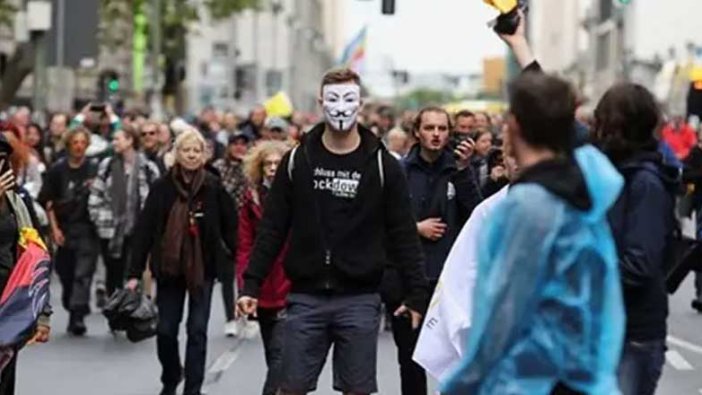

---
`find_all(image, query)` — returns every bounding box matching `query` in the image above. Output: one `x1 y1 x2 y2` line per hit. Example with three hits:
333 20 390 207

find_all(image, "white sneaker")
243 320 260 339
224 320 239 338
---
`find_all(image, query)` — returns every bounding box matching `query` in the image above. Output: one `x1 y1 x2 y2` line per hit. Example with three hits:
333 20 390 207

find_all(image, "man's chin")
325 121 356 133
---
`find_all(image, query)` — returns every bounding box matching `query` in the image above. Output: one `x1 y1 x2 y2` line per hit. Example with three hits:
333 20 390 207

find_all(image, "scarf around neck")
161 164 206 293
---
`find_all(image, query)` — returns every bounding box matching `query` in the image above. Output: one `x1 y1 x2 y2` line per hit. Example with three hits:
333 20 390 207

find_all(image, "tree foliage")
396 88 455 111
0 0 17 28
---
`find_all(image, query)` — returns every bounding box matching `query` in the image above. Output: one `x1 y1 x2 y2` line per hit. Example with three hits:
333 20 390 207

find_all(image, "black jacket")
401 145 482 280
127 171 238 282
242 123 429 313
608 152 677 341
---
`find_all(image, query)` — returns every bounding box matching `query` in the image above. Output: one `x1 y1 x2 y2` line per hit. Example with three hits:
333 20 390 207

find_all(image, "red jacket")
236 186 290 309
662 123 697 159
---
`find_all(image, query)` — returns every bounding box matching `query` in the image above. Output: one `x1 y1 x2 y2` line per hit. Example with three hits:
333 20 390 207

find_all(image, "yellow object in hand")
484 0 518 13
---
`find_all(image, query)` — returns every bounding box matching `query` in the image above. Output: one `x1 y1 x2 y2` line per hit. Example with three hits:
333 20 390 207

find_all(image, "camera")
90 103 106 113
492 0 529 35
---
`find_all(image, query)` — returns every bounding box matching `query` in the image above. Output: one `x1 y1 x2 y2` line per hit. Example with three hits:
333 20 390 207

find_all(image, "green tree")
100 0 260 111
0 0 35 110
396 88 454 111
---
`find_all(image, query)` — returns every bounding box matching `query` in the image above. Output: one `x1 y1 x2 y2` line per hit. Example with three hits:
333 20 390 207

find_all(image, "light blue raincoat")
442 145 625 395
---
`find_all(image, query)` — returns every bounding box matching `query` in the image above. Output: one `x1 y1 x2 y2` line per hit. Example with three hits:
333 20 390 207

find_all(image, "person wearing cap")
0 133 51 395
212 132 250 337
261 117 289 142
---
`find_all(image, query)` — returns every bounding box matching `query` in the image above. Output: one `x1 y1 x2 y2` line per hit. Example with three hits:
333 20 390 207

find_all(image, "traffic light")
98 70 120 101
382 0 395 15
107 76 120 93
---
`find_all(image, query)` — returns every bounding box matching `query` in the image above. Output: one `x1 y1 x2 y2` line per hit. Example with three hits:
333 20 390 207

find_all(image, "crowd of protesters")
1 11 701 395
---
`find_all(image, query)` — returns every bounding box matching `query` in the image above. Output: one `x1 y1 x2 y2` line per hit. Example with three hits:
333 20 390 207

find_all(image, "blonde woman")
236 141 291 395
126 128 237 395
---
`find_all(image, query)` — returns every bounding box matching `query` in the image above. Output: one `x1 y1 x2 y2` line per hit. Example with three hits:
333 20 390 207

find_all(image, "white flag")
413 187 508 382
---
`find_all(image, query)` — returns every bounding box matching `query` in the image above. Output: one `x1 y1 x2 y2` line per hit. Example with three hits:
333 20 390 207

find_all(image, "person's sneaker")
95 288 107 309
224 320 239 338
68 313 87 336
692 299 702 313
243 320 260 339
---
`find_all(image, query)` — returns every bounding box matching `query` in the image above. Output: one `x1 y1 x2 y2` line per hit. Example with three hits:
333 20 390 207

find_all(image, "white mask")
322 84 361 132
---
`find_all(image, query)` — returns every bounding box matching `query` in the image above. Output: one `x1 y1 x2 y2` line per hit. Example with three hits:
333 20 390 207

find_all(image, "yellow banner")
484 0 517 13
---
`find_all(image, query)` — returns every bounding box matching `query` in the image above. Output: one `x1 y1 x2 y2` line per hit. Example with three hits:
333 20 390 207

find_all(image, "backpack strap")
288 146 299 182
377 149 384 189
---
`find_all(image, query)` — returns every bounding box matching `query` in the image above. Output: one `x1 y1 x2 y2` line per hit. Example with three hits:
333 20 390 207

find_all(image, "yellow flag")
484 0 517 13
690 65 702 82
264 91 294 118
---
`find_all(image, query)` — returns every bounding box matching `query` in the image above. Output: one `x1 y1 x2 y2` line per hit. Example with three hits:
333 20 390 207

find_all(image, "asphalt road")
15 276 702 394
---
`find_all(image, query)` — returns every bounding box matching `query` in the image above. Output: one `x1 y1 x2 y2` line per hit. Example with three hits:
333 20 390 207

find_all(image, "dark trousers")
220 276 235 322
390 308 426 395
258 307 285 395
54 234 99 315
99 236 132 298
617 339 666 395
156 277 214 395
0 354 16 395
389 281 437 395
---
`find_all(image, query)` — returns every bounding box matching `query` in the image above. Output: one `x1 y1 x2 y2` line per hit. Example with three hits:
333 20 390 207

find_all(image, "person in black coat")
391 106 481 395
593 83 677 395
126 128 237 395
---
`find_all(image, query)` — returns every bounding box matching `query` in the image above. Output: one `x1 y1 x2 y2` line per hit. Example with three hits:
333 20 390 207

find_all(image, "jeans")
258 307 286 395
156 277 214 395
220 275 235 322
0 353 16 395
99 236 132 298
617 339 666 395
54 234 99 315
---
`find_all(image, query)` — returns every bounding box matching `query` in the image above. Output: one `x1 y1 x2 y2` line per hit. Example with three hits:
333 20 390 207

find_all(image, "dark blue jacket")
401 145 482 280
608 152 678 341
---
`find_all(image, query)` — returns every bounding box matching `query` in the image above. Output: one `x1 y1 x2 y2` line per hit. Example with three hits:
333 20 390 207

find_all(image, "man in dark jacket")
390 106 481 395
238 68 428 395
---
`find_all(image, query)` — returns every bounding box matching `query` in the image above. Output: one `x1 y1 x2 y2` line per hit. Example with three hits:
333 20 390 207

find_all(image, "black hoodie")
242 123 429 313
608 152 678 341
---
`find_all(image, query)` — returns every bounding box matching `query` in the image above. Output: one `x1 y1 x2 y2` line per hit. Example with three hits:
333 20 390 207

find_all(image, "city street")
14 276 702 395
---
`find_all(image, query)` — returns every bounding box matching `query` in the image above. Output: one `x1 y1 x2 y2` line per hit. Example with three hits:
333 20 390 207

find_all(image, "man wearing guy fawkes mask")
237 68 428 395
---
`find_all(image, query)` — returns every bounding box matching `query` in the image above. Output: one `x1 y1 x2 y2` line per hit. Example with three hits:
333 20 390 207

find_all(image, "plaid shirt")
88 154 160 239
213 158 248 209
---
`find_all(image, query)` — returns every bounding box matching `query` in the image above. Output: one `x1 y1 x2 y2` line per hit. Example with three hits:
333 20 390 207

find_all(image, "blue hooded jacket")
442 145 625 395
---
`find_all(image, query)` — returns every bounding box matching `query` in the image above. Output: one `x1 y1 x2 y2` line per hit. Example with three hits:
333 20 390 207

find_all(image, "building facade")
185 0 340 115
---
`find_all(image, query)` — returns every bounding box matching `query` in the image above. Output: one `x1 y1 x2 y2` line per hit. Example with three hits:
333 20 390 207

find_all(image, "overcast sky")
340 0 507 76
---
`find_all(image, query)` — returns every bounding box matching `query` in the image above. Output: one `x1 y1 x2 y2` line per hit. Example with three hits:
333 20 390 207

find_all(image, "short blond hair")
243 141 291 185
164 128 207 169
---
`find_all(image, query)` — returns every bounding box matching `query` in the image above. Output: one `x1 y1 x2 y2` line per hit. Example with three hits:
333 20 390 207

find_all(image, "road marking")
668 335 702 355
666 350 694 370
209 339 244 373
180 338 245 394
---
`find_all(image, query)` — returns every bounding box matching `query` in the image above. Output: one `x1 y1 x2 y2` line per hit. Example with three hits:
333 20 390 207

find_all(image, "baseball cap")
265 117 289 132
228 132 251 145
